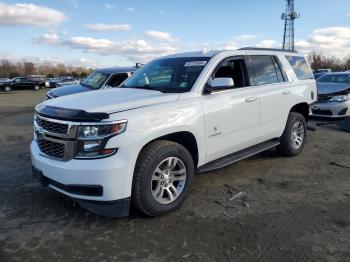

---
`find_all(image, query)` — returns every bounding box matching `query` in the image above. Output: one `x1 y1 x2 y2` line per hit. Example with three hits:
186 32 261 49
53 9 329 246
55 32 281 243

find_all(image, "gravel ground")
1 90 350 262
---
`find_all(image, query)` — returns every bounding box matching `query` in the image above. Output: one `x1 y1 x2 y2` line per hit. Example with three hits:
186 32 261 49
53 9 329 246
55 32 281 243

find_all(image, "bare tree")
0 59 94 78
23 62 36 75
309 52 349 72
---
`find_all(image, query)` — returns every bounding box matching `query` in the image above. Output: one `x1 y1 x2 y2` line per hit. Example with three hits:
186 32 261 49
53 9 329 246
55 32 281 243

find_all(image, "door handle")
245 97 257 103
282 90 291 95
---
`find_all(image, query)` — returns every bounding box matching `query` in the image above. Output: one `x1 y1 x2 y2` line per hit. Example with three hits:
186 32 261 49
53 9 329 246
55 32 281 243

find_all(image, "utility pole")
282 0 300 51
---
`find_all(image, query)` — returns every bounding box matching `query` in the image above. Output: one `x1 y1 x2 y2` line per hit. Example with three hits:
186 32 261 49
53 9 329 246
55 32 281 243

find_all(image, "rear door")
245 55 291 142
202 56 260 162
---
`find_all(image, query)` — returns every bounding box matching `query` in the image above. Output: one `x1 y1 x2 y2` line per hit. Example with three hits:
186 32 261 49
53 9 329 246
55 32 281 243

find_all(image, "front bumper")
32 165 130 217
311 100 350 118
31 141 134 216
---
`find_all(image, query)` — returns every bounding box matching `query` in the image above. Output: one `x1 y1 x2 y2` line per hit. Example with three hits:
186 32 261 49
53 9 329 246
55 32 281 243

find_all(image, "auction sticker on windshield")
184 61 207 67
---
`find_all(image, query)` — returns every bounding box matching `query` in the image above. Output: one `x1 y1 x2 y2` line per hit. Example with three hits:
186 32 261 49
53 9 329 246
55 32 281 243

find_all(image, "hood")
43 88 180 114
0 80 12 85
317 82 350 95
49 84 91 97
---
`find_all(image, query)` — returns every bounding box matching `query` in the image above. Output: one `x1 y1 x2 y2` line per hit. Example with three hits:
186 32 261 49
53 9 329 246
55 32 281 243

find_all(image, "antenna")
281 0 300 51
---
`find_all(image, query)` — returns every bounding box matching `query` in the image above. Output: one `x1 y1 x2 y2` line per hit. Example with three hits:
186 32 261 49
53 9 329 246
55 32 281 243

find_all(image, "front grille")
34 115 78 161
38 140 65 159
312 109 333 116
36 118 68 134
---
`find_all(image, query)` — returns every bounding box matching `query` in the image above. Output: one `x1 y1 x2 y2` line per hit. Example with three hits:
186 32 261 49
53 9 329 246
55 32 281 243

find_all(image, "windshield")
82 71 110 89
317 74 350 84
122 57 210 93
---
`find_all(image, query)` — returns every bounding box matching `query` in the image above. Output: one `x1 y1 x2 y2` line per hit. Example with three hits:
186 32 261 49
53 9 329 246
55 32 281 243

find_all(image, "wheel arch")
136 131 199 169
290 102 310 122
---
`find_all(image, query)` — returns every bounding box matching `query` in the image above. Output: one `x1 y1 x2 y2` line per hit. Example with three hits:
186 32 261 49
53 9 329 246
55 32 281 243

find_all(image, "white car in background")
312 72 350 118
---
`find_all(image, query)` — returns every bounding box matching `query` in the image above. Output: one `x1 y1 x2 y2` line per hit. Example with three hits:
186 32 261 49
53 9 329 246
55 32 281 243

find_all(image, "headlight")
75 121 127 159
329 95 350 102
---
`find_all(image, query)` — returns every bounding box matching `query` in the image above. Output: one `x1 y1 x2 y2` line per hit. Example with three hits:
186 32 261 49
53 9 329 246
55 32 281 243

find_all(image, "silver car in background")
312 72 350 118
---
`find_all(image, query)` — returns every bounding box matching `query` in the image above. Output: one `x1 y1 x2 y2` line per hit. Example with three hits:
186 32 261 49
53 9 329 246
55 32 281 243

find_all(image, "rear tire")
277 112 307 156
132 140 194 217
33 85 40 91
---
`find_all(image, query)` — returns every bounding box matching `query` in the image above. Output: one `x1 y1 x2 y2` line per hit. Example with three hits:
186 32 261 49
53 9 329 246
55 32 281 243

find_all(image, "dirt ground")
1 90 350 262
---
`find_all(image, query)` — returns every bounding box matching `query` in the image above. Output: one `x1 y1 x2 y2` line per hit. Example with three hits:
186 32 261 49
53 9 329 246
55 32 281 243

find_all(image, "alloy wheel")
291 121 305 150
151 157 187 205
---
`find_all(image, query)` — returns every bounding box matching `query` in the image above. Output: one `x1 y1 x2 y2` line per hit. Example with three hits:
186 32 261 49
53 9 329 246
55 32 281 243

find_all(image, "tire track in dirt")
258 194 316 262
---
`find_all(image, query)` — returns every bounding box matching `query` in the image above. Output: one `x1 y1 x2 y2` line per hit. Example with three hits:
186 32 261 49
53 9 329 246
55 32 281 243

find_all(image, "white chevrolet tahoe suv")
31 48 317 217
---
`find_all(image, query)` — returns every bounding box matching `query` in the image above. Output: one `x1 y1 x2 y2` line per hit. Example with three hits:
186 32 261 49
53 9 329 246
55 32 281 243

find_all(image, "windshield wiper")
138 84 158 91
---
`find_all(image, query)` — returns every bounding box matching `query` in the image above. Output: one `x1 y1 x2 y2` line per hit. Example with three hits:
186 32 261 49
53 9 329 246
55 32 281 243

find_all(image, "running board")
197 139 280 173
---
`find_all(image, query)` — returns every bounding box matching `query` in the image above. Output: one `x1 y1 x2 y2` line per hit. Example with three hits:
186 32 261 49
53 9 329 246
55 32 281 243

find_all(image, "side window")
106 73 129 87
246 55 280 86
31 77 43 82
212 57 248 88
286 56 314 80
15 78 26 83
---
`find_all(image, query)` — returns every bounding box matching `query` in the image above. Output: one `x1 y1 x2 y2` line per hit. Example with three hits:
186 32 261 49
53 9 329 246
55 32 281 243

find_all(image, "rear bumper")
311 101 350 118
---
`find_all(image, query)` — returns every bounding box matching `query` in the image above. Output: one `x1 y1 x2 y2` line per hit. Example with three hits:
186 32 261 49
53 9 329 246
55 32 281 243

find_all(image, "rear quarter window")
286 56 314 80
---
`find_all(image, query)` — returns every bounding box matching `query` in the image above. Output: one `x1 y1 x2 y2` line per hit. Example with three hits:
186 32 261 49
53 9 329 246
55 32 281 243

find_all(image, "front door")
201 56 259 162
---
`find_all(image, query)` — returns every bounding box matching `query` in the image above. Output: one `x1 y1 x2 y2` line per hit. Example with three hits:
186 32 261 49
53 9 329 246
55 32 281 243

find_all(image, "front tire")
4 86 11 92
132 140 194 217
277 112 307 156
33 85 40 91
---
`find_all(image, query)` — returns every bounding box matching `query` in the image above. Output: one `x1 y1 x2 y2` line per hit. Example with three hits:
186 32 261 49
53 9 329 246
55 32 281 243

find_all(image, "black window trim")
271 56 288 82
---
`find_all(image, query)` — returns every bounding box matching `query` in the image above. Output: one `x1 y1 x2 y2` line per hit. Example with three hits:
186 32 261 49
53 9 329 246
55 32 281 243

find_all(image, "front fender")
105 99 206 166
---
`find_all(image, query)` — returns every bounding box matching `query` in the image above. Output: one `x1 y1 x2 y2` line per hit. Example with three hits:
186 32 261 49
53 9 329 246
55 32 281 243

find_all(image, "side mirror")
205 78 234 93
103 85 113 89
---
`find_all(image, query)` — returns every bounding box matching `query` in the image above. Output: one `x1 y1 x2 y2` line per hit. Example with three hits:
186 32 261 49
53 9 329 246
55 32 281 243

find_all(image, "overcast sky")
0 0 349 68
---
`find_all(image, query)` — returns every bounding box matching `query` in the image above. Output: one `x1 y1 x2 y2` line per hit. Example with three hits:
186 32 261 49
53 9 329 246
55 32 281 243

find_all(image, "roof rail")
239 47 298 53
